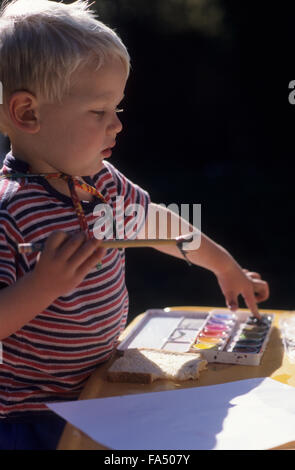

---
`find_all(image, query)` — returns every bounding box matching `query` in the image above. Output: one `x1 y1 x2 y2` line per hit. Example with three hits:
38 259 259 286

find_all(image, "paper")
47 378 295 450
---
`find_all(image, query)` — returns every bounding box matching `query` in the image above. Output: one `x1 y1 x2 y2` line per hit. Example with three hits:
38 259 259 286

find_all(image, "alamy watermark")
92 198 202 251
288 80 295 104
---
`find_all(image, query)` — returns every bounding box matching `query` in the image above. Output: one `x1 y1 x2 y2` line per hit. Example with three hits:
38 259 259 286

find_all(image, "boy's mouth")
101 148 112 158
101 143 116 158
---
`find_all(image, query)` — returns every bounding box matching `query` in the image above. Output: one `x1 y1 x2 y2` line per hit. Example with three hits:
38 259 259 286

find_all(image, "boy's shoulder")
93 160 126 194
95 160 151 207
0 153 36 212
0 172 24 211
96 159 121 181
97 160 144 192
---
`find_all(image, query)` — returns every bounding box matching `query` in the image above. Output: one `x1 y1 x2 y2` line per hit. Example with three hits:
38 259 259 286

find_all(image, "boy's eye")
92 110 105 116
92 108 124 117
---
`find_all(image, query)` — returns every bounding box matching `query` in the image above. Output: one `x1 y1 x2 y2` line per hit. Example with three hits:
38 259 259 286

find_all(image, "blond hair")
0 0 130 105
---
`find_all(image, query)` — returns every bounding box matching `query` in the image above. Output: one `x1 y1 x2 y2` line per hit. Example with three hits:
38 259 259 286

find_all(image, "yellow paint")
193 343 218 350
198 336 221 344
273 374 292 384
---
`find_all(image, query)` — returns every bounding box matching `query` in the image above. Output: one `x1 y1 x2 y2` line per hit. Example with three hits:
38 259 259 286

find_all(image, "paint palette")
118 308 274 365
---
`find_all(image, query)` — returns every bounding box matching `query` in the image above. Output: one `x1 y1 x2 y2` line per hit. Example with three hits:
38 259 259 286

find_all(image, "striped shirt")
0 152 150 419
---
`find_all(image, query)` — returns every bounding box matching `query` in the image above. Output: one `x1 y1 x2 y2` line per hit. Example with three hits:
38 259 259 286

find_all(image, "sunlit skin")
0 53 269 341
7 56 128 199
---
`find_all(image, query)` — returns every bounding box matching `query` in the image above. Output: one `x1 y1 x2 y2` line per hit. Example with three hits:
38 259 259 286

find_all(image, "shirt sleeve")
0 211 18 287
105 162 151 240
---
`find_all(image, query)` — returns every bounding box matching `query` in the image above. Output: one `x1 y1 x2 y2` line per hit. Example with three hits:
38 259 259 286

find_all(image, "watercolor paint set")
118 308 274 365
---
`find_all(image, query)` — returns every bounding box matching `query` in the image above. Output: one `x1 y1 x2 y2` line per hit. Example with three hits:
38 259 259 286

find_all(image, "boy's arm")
0 231 105 341
138 202 269 317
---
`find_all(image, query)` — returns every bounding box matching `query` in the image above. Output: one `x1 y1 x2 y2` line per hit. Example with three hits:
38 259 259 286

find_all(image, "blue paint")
211 313 235 320
209 317 233 326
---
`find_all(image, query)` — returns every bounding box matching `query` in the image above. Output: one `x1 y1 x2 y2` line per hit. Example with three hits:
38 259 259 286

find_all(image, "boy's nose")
107 114 123 135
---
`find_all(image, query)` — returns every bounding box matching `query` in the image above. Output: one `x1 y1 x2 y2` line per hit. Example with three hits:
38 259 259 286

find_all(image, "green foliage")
77 0 225 37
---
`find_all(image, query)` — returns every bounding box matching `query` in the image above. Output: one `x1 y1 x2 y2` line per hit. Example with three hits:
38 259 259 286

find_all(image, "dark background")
1 0 294 322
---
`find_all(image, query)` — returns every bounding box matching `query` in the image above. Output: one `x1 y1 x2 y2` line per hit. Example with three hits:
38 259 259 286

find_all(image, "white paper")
47 378 295 450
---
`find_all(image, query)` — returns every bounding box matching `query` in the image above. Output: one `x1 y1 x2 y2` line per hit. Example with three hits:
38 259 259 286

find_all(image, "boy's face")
33 56 128 176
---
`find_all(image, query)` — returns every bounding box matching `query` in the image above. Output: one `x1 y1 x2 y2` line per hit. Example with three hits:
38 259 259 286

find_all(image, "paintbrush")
17 234 196 265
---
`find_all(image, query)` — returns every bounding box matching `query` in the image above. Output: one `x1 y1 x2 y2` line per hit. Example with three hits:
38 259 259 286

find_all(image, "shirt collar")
2 150 107 187
1 151 105 211
3 151 30 174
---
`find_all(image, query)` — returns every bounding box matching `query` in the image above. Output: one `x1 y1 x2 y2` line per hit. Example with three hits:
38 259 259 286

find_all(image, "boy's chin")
75 160 104 177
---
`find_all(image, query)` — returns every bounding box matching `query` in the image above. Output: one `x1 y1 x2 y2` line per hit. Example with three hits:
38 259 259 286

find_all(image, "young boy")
0 0 269 450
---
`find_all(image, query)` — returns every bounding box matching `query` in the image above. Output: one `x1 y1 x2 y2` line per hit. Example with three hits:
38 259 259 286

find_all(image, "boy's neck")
10 145 96 178
11 145 55 174
10 146 95 202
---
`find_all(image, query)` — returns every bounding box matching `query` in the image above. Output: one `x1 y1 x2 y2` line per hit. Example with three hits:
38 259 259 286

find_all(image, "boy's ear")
8 91 41 134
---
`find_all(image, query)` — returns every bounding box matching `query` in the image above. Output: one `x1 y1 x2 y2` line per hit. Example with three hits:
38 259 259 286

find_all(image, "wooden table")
57 306 295 450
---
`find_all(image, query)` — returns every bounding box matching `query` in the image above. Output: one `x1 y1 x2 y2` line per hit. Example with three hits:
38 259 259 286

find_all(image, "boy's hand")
31 231 105 298
215 262 270 318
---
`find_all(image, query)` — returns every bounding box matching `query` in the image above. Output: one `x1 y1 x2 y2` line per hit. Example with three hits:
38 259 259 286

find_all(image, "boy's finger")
78 246 106 276
243 291 261 319
255 292 267 302
68 237 104 268
225 292 239 311
56 232 86 260
245 271 262 280
254 280 270 302
44 231 71 251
